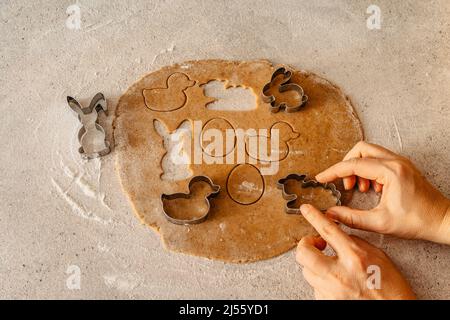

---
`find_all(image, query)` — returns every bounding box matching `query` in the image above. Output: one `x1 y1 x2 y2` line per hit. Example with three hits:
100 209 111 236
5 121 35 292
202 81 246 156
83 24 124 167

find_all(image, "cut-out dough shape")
201 118 236 158
245 121 299 162
203 80 256 111
114 59 364 263
143 72 195 112
153 119 193 181
226 164 265 205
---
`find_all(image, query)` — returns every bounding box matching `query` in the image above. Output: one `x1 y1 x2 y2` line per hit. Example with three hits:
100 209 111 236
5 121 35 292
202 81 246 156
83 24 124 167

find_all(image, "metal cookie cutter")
161 176 220 225
262 66 308 113
67 92 111 160
277 173 341 214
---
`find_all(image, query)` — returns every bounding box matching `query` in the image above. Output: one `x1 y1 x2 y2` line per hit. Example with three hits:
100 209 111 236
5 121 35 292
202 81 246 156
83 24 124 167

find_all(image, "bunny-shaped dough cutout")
153 119 193 181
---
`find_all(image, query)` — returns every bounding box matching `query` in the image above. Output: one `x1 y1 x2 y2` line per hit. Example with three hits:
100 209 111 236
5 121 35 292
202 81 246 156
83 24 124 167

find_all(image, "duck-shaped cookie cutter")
161 175 220 225
67 92 110 160
277 173 341 214
262 66 308 113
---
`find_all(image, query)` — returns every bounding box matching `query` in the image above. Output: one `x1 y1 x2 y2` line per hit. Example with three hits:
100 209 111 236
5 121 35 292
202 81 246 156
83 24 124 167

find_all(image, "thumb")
325 206 380 231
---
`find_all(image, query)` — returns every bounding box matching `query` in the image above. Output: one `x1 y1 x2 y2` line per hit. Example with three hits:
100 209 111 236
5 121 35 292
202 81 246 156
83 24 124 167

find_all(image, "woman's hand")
296 205 416 300
315 142 450 244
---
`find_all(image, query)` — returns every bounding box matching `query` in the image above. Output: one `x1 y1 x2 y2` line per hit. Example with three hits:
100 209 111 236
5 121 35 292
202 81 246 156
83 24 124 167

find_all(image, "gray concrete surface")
0 0 449 299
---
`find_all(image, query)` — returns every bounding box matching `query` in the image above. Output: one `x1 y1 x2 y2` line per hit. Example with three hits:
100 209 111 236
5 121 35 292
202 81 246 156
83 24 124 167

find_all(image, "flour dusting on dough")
204 80 256 111
238 181 260 192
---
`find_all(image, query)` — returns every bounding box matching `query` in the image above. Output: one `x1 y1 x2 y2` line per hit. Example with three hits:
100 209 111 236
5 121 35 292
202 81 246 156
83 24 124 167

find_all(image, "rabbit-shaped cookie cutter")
262 66 308 113
67 92 111 159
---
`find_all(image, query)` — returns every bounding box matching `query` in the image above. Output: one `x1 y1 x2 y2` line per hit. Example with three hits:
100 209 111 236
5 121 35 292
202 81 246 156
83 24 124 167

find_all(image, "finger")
302 268 328 291
371 180 383 193
378 184 383 193
303 269 337 300
343 175 356 190
357 177 370 192
297 235 327 253
300 204 354 256
314 290 327 300
340 141 396 191
305 235 327 251
349 235 375 248
296 236 332 272
315 158 389 184
343 141 400 161
325 206 383 232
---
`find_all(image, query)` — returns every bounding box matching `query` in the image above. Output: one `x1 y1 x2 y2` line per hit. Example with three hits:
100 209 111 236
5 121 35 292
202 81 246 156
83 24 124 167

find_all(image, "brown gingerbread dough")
114 59 363 263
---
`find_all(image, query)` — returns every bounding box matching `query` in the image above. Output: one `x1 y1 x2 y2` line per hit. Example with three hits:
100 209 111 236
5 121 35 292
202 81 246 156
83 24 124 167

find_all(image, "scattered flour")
51 178 111 225
103 273 140 293
51 142 113 223
238 181 260 192
392 114 403 151
151 43 176 65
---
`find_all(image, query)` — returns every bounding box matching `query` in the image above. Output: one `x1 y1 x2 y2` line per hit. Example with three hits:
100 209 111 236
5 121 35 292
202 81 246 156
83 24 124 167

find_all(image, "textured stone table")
0 0 448 299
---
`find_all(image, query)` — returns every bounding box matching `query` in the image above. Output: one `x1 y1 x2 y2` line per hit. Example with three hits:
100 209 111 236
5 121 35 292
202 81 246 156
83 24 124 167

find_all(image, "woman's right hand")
315 142 450 245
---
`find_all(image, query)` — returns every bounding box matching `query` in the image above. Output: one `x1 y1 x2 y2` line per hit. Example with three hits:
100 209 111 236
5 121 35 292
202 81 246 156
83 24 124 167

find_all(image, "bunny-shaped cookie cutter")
67 93 110 159
262 66 308 113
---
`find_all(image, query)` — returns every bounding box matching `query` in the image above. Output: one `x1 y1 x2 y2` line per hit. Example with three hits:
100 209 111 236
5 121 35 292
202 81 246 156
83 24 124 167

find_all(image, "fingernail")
325 211 336 220
300 204 310 214
315 173 324 181
343 179 351 190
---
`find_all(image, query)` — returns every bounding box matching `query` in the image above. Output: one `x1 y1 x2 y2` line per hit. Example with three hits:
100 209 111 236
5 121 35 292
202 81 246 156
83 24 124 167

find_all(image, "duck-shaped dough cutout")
143 72 195 112
245 121 300 162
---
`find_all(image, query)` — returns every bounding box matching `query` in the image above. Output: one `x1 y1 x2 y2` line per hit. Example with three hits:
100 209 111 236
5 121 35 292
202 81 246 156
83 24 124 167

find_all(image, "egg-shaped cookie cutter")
161 175 220 225
277 173 341 214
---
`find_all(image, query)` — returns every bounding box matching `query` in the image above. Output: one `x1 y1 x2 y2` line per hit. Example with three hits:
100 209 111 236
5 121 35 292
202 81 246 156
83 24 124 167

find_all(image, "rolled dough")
114 59 363 263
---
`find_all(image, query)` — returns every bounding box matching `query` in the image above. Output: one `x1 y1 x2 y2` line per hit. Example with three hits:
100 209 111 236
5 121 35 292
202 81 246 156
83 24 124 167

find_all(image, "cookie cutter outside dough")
161 176 221 225
262 66 308 113
67 92 111 159
277 173 341 214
